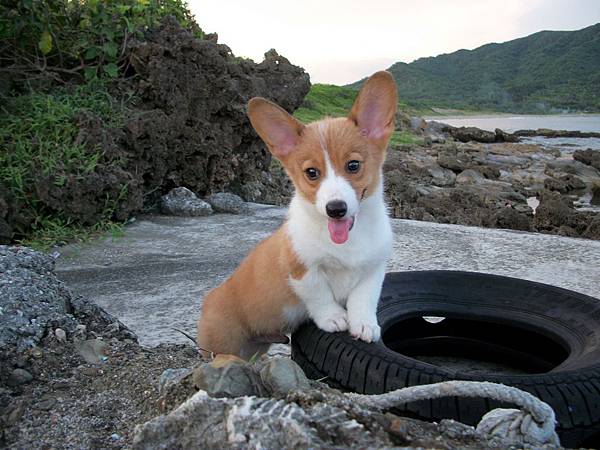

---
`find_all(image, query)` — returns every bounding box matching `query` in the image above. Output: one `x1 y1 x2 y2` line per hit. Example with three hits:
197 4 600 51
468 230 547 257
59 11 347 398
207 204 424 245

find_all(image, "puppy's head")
248 71 397 244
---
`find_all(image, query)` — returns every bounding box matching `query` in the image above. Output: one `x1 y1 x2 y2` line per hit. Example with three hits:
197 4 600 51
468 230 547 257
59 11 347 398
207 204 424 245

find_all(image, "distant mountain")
349 23 600 113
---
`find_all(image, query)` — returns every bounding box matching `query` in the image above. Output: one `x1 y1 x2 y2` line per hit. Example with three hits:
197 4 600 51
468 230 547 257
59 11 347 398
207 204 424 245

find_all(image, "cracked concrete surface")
56 204 600 346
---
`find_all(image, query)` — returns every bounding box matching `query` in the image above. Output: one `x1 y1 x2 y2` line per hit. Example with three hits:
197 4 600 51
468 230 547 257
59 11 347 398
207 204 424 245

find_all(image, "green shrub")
1 0 203 82
0 82 131 248
0 0 204 248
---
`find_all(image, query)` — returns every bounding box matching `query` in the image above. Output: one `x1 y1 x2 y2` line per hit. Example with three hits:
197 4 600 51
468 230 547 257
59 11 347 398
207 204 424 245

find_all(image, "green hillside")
294 84 422 145
294 84 357 123
349 23 600 113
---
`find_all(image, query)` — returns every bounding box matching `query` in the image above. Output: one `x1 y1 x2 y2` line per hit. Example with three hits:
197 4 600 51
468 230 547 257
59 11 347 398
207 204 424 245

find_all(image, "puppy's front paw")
316 310 349 333
349 320 381 343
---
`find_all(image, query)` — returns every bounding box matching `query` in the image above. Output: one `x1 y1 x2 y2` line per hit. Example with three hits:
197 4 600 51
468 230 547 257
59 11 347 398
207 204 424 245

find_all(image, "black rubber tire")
291 271 600 448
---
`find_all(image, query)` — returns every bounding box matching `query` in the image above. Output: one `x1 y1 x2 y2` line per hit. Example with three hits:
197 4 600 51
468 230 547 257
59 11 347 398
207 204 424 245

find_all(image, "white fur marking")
315 123 359 218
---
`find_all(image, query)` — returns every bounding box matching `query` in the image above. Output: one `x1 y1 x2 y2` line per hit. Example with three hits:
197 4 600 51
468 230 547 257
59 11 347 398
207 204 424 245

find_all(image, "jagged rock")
426 164 456 187
592 183 600 205
2 18 310 242
126 19 310 208
544 174 586 193
437 148 473 172
438 125 519 144
450 127 497 143
515 129 600 139
494 128 519 143
384 139 600 239
0 247 76 353
423 120 449 143
7 369 33 387
192 358 266 398
573 149 600 170
544 177 569 193
560 174 586 190
133 382 521 450
533 190 593 237
583 216 600 239
410 116 427 134
259 357 310 396
161 187 213 217
206 192 250 214
33 111 144 226
1 246 137 389
456 169 487 184
492 207 532 231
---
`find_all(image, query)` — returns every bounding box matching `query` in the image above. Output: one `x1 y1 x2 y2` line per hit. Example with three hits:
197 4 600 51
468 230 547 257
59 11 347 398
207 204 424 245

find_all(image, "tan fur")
197 226 305 357
197 71 397 358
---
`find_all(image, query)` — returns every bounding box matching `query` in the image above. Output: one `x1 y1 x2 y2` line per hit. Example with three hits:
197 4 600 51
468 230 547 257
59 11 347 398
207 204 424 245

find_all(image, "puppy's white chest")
321 263 363 304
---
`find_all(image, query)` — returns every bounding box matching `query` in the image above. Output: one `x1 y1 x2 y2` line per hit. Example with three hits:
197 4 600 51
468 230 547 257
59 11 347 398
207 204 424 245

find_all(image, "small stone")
161 187 213 217
30 347 43 359
54 379 72 390
78 366 100 377
193 359 266 398
426 164 456 187
259 357 310 396
6 403 24 425
158 368 193 395
111 433 121 441
75 339 109 364
456 169 486 184
206 192 250 214
7 368 33 386
35 398 56 411
54 328 67 342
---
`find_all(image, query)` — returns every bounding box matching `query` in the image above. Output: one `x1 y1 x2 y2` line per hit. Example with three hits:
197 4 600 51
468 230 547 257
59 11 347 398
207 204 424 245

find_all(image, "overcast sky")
188 0 600 85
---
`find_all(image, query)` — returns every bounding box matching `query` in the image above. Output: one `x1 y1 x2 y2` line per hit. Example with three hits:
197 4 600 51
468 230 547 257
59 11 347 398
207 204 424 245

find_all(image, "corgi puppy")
197 71 397 359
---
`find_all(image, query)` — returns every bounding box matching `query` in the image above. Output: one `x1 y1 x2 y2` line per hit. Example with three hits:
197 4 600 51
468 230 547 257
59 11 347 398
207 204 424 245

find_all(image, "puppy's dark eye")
346 160 361 173
305 168 320 181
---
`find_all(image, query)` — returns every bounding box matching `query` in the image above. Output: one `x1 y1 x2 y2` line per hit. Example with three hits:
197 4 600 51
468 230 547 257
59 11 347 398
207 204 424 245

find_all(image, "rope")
344 380 559 446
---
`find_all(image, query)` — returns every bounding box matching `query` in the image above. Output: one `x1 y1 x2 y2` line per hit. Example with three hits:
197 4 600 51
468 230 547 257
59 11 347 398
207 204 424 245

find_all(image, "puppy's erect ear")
348 71 398 147
247 97 305 158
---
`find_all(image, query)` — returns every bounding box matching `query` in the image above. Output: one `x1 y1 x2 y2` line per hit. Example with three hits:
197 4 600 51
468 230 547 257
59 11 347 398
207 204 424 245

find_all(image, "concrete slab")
56 205 600 346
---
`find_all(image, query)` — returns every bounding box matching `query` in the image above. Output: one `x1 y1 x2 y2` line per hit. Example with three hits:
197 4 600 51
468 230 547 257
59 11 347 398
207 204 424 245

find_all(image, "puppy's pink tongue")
328 218 353 244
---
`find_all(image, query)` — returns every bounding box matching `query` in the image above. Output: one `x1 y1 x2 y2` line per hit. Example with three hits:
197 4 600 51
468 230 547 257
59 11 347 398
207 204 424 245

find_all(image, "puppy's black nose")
326 200 347 218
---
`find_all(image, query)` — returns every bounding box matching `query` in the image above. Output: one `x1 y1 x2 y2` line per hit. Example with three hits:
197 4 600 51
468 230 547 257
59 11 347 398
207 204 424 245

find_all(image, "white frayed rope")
345 380 559 446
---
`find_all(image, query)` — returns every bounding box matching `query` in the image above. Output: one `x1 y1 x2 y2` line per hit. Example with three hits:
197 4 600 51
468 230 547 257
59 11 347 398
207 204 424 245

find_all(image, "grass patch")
294 84 425 147
294 84 357 123
389 131 424 147
19 218 125 252
0 81 132 249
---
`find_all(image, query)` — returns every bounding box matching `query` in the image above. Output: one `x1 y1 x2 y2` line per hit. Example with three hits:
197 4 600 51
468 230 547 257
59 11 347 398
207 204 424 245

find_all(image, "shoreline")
420 114 600 135
424 113 600 120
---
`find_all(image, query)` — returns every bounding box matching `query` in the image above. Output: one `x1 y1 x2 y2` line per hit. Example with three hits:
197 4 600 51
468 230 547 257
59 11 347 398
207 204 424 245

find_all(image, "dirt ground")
1 335 201 449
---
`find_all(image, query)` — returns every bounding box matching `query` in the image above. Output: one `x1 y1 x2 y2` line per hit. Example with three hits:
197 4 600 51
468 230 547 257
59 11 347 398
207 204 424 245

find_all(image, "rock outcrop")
383 140 600 239
125 20 309 206
2 17 308 242
574 148 600 171
515 128 600 139
134 385 517 450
